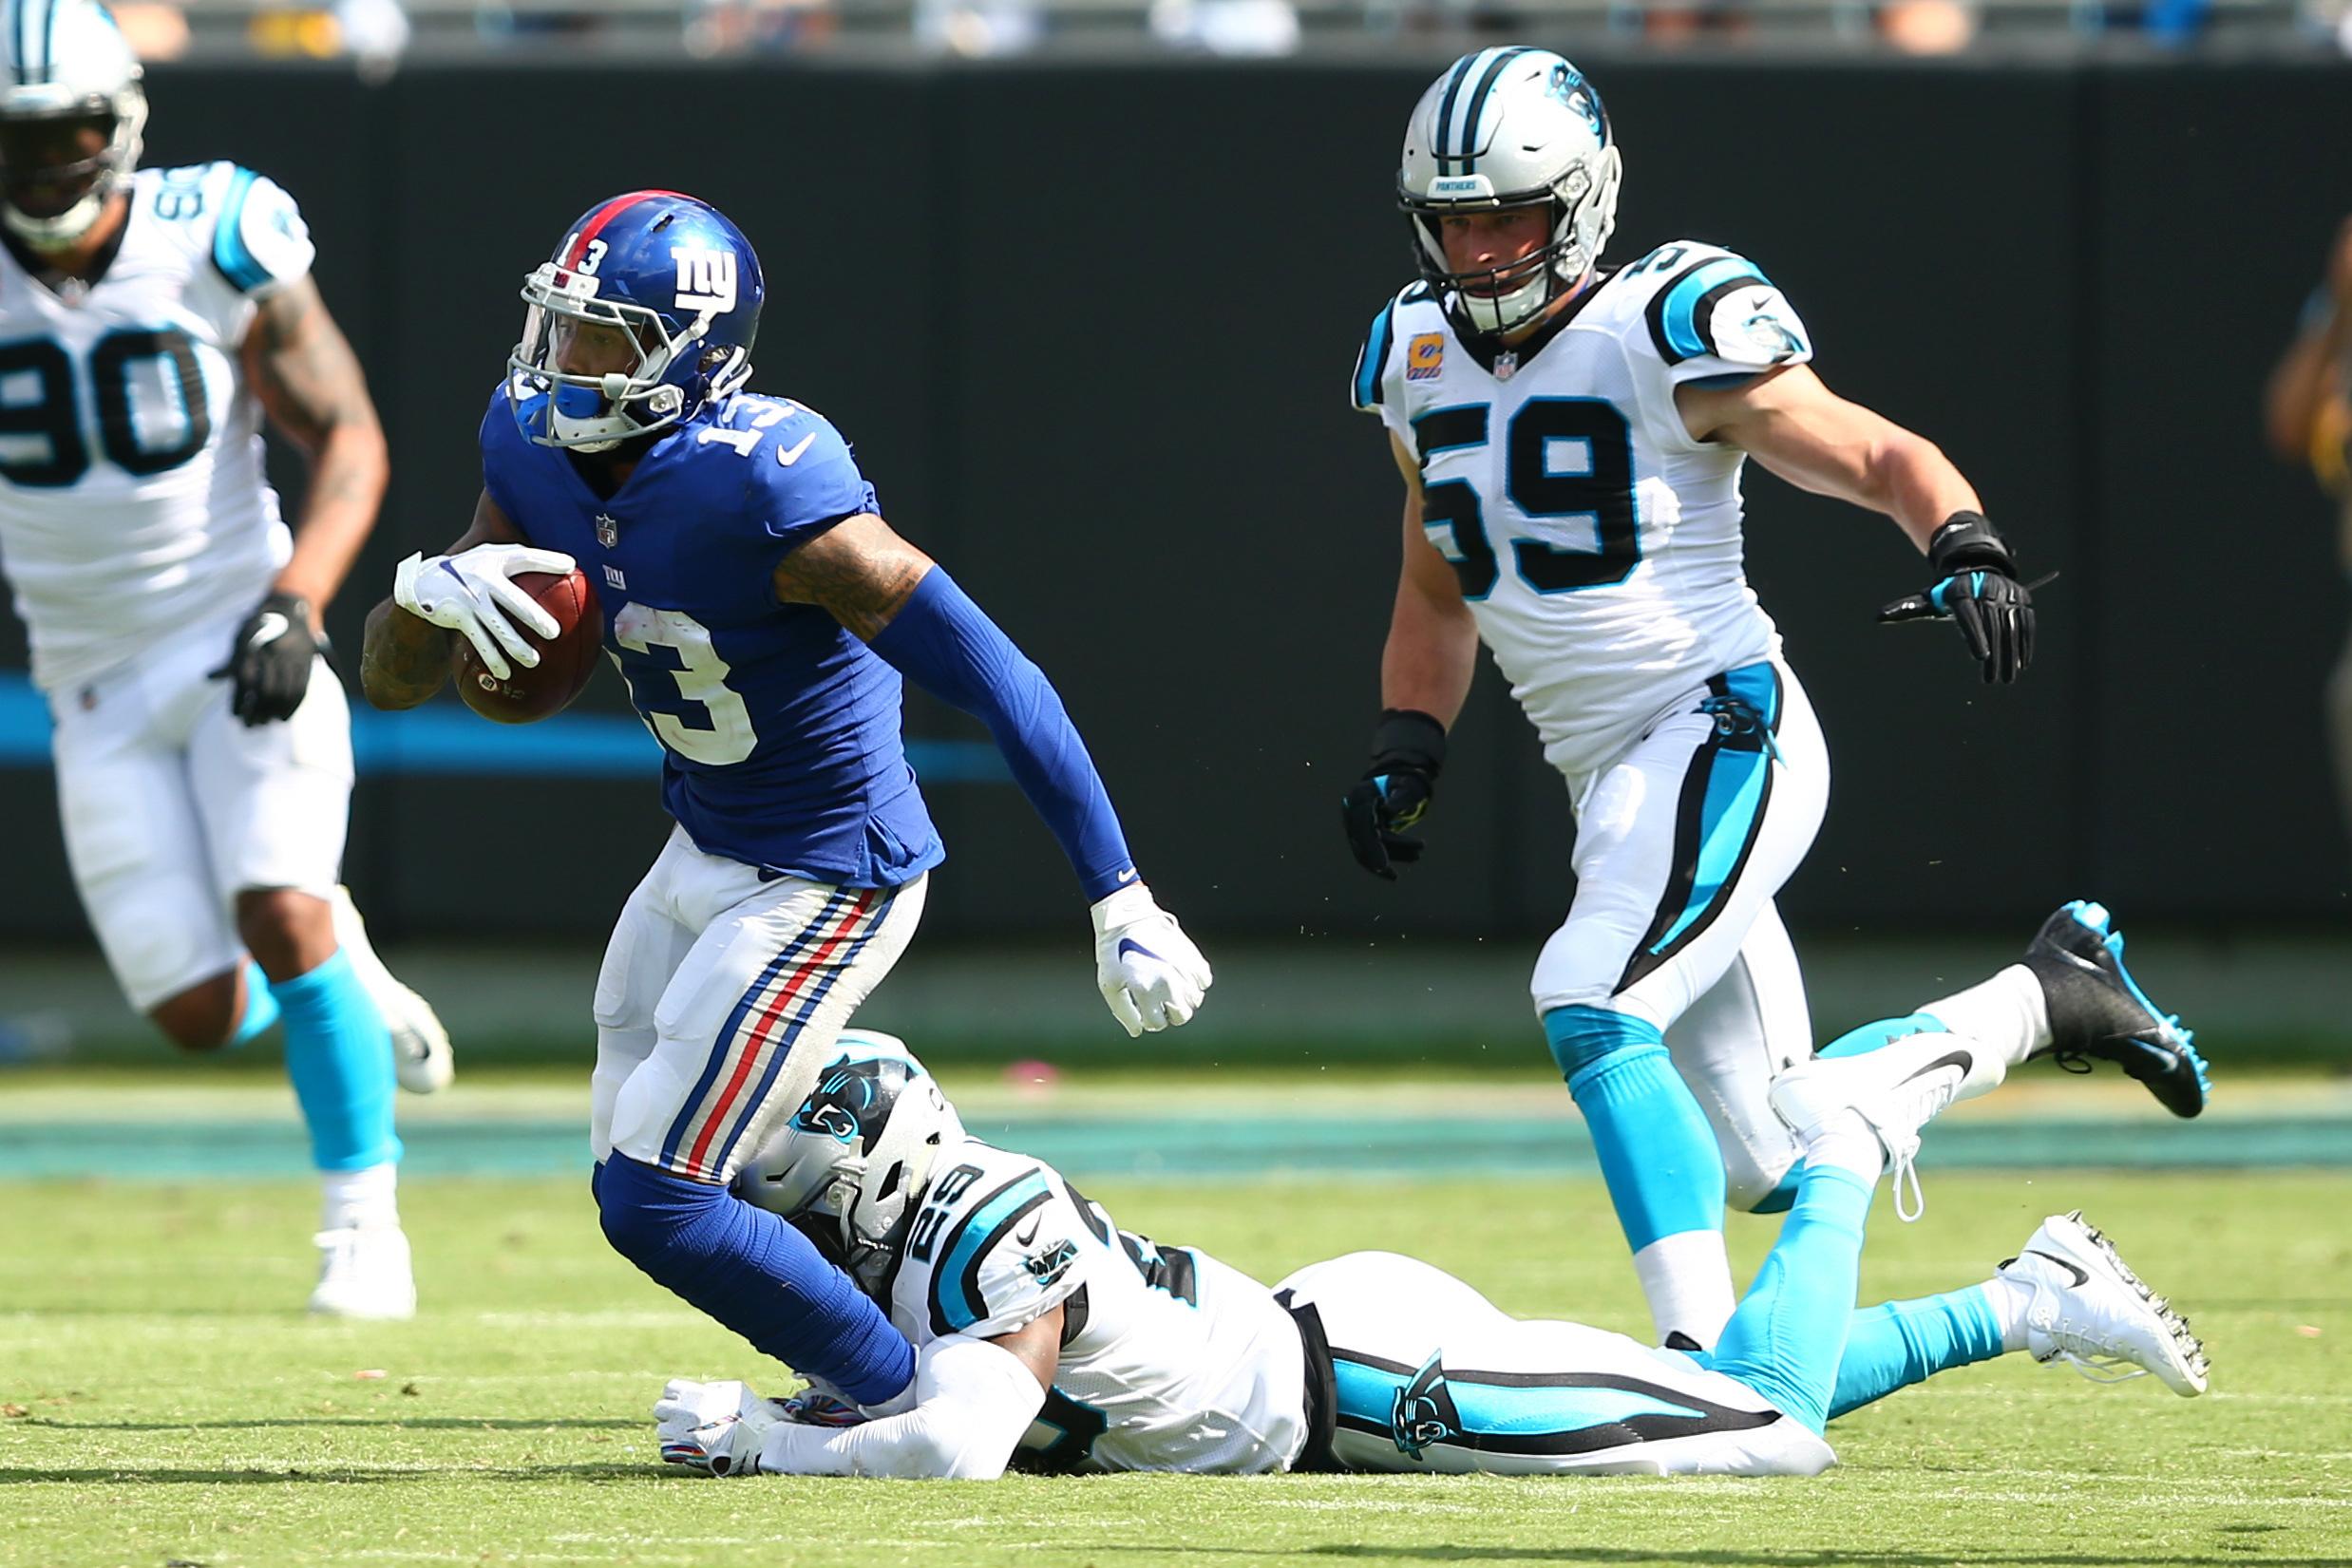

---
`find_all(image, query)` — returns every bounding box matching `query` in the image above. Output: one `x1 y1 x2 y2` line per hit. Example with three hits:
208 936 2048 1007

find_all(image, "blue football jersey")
479 383 943 887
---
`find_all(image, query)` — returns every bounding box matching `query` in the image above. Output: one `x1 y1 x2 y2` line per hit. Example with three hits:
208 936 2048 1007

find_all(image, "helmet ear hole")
877 1161 905 1201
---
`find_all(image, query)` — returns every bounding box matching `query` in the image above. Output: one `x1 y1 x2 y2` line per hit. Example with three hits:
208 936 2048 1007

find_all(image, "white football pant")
47 607 353 1010
592 824 925 1185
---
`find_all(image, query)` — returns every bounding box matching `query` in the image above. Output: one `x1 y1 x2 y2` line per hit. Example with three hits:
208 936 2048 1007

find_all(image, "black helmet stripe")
1459 47 1535 178
1431 50 1482 177
12 0 31 85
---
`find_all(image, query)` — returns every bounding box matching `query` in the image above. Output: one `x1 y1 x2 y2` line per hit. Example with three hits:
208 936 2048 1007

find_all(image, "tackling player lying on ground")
653 919 2208 1480
1338 48 2103 1353
0 0 448 1319
357 192 1212 1414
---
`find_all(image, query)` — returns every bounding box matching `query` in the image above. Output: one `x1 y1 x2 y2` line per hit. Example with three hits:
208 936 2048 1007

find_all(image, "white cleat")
308 1223 417 1320
330 885 453 1095
1768 1029 2005 1221
2000 1210 2209 1396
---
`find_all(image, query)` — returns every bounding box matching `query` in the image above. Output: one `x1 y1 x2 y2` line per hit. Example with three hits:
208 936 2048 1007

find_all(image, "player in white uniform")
1337 49 2198 1351
647 1019 2207 1483
0 0 448 1316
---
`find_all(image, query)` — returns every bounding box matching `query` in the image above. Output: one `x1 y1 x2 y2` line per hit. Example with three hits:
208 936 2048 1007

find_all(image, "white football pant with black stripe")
1277 1250 1832 1477
1535 657 1828 1207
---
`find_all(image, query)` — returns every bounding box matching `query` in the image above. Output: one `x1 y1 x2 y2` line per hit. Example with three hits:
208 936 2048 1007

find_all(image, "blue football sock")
230 960 281 1047
1695 1164 1872 1433
1546 1006 1725 1251
597 1152 915 1406
1817 1011 1945 1060
1827 1285 2008 1420
273 949 399 1173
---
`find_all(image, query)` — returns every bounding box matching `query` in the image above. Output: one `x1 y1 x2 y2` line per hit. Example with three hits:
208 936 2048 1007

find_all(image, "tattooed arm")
360 489 525 708
239 275 389 625
770 514 936 637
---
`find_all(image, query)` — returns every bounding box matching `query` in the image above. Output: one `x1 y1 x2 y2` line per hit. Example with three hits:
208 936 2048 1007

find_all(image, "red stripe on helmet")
563 189 697 268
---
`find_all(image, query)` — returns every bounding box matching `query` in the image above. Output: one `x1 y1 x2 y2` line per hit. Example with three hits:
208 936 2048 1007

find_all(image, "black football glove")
1877 512 2039 685
1340 708 1447 880
210 590 325 726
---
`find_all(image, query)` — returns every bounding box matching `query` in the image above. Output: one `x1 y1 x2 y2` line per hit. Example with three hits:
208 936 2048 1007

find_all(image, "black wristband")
1926 512 2016 576
1368 708 1447 780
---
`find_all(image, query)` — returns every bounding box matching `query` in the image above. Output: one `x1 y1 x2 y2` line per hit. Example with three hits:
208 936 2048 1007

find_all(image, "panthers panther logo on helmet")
790 1056 917 1153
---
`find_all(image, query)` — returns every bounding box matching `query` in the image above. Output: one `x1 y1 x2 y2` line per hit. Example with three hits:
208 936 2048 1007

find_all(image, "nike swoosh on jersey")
774 432 818 466
1015 1215 1042 1247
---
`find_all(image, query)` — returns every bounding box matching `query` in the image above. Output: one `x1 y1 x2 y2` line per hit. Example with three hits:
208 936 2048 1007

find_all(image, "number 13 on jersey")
1414 396 1641 599
611 602 759 766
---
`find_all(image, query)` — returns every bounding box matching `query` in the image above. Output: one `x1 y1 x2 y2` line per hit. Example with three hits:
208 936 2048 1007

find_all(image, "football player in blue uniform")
359 191 1213 1408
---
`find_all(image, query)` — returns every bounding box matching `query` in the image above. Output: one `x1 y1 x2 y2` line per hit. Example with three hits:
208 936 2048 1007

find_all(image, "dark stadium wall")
2 56 2346 943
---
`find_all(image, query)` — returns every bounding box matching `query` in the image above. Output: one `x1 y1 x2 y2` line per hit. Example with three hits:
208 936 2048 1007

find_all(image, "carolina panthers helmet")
509 190 764 451
733 1031 966 1294
1398 47 1622 336
0 0 146 252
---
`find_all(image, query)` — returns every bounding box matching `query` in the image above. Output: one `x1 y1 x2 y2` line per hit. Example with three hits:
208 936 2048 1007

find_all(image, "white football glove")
392 543 576 682
1091 881 1213 1038
653 1378 782 1478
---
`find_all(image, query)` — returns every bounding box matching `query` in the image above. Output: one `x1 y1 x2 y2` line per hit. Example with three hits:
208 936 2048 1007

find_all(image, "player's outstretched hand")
654 1378 778 1477
1876 511 2038 685
1091 882 1213 1038
392 543 577 682
209 589 323 727
1341 708 1447 879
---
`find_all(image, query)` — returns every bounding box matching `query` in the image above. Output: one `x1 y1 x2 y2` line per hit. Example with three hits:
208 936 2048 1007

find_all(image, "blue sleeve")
478 386 532 541
742 405 882 564
867 570 1135 901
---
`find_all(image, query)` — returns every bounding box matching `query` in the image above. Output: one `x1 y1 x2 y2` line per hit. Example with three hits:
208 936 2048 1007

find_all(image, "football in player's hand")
452 569 603 725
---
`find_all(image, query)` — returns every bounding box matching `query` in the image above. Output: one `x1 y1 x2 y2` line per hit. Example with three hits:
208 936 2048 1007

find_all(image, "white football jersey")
0 161 313 692
1353 242 1813 778
882 1139 1309 1474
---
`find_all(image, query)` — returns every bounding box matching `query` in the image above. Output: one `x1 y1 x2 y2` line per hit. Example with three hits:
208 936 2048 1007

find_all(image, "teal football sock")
1827 1284 2008 1420
1696 1163 1873 1433
273 949 400 1173
230 959 281 1047
1546 1005 1725 1251
1816 1011 1945 1060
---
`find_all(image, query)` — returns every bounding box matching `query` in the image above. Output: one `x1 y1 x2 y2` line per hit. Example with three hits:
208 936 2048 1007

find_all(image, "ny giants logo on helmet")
673 246 737 315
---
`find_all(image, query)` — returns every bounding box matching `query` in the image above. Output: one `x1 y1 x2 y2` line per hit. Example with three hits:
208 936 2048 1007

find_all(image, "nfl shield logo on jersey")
595 513 619 547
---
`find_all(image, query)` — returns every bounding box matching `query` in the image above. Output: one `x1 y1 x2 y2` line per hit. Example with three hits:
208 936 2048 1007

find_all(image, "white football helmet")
733 1031 966 1294
0 0 146 252
1398 47 1622 335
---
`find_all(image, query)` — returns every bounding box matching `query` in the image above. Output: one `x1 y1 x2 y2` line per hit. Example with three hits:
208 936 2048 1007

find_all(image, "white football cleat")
1768 1029 2005 1221
2000 1211 2209 1396
654 1378 782 1476
330 885 453 1094
308 1223 417 1320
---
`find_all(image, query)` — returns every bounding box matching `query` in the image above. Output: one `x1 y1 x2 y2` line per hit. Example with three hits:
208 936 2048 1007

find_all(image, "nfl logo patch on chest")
595 514 619 548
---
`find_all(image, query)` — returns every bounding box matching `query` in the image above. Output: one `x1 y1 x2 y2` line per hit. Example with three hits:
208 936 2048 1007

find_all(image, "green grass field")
4 1162 2348 1568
